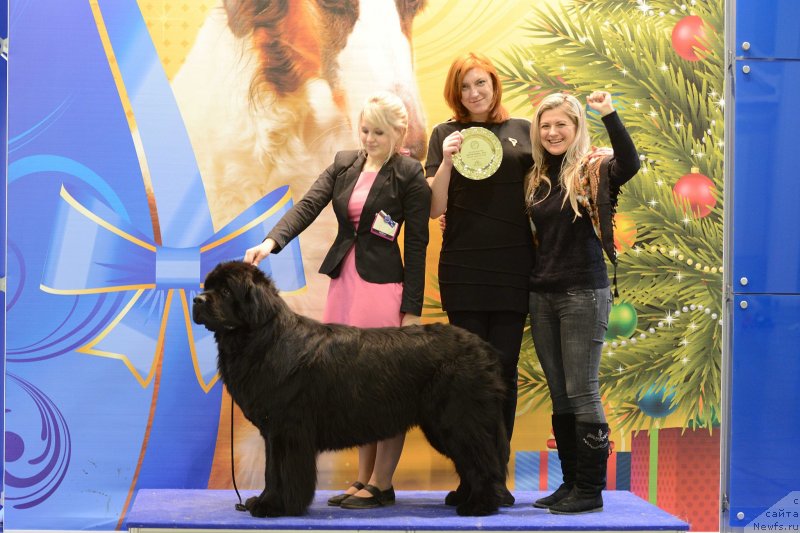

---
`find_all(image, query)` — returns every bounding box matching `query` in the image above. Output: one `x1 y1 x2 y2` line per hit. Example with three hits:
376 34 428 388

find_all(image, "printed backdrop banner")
1 0 7 522
6 0 304 529
5 0 724 530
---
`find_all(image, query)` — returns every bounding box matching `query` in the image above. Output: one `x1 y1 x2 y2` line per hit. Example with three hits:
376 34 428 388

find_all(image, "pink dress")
323 171 404 327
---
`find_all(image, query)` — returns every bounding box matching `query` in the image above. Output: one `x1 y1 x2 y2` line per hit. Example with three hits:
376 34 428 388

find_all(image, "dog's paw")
456 500 498 517
245 496 267 518
498 486 515 507
245 494 285 518
244 495 260 511
444 484 468 506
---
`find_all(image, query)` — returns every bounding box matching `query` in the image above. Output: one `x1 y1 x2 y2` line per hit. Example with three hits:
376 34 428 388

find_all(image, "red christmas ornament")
673 168 716 218
671 15 709 62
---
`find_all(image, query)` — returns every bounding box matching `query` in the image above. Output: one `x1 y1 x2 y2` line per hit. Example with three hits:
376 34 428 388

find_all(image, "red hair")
443 52 509 123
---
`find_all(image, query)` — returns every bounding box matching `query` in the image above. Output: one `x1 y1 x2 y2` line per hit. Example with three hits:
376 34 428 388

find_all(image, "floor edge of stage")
125 489 689 531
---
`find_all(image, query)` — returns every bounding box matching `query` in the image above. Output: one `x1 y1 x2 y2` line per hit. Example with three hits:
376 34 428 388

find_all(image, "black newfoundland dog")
193 261 510 517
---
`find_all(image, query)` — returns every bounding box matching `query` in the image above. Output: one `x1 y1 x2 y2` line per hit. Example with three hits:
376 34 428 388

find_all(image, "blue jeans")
529 287 612 423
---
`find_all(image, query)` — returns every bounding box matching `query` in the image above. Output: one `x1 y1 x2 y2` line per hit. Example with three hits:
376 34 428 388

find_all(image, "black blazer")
267 150 431 315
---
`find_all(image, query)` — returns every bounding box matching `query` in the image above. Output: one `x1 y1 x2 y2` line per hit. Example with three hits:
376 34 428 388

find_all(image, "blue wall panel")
730 1 800 529
732 60 800 294
729 294 800 527
736 2 800 59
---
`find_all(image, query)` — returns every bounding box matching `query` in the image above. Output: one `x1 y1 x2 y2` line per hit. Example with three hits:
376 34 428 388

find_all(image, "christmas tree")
497 0 724 432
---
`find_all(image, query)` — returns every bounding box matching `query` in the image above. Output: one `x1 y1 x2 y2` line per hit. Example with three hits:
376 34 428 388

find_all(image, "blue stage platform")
125 490 689 532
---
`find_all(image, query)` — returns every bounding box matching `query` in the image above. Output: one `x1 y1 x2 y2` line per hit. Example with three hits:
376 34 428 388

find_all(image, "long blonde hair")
526 93 591 217
358 91 409 160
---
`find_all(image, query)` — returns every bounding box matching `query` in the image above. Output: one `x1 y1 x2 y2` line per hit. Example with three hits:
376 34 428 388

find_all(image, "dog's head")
223 0 428 159
192 261 281 333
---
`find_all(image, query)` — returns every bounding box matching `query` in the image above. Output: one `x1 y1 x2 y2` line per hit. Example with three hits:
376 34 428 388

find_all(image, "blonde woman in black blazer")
244 92 431 509
260 149 430 315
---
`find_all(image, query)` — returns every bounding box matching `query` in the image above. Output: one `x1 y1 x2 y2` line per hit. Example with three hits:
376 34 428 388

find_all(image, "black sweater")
427 118 534 313
529 112 640 292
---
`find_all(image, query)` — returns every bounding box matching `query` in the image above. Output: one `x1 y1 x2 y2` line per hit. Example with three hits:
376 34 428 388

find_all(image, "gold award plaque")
452 127 503 180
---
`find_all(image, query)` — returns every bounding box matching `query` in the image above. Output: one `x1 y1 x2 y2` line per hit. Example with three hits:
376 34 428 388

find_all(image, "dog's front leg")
245 425 316 517
275 424 317 516
244 423 284 517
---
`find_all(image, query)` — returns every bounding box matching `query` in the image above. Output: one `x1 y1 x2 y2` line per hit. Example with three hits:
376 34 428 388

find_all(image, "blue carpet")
125 490 689 531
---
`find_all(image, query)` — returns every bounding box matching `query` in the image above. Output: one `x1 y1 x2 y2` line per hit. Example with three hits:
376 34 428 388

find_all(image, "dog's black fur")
193 261 510 517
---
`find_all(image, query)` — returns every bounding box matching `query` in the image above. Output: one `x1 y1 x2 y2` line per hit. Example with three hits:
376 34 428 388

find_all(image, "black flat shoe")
380 486 396 504
327 481 365 506
340 484 395 509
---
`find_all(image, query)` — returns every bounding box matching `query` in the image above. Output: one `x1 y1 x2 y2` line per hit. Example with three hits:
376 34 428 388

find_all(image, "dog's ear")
243 266 281 325
223 0 321 96
223 0 272 37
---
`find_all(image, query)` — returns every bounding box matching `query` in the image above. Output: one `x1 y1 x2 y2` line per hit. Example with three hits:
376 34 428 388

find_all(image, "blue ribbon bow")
39 0 305 390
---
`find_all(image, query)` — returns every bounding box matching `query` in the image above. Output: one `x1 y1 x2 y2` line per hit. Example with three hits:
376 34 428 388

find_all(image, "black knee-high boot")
533 413 576 509
549 421 609 515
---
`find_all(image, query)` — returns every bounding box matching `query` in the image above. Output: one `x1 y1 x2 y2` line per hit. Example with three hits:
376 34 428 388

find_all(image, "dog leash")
231 396 247 512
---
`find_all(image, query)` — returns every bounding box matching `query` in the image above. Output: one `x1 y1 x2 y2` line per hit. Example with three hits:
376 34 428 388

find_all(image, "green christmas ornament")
605 301 637 339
